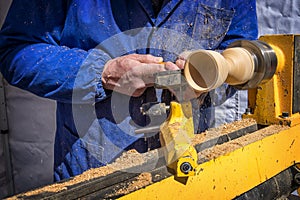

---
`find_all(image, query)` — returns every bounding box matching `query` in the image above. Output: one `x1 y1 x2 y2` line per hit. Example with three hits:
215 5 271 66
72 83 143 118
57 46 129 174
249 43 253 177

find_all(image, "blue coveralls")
0 0 258 181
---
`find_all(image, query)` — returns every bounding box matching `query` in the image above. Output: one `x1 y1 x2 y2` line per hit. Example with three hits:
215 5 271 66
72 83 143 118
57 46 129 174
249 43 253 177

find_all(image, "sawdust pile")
15 166 115 197
13 149 155 198
192 118 257 145
198 124 289 162
105 172 153 198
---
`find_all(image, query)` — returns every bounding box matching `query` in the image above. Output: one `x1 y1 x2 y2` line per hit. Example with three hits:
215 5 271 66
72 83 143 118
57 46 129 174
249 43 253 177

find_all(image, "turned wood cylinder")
183 40 277 92
183 47 254 93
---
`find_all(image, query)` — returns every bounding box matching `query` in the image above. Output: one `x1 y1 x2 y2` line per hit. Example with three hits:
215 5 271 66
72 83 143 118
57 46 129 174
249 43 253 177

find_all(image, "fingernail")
156 57 163 62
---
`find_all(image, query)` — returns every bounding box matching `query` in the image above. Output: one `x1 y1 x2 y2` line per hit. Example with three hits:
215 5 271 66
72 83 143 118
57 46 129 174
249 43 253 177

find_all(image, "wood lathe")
6 34 300 200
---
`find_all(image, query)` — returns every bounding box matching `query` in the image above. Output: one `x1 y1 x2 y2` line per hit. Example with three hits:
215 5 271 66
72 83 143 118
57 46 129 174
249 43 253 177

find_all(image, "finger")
118 56 144 70
125 78 146 96
132 64 166 84
131 54 163 64
141 63 166 77
164 61 180 70
132 88 147 97
175 59 185 69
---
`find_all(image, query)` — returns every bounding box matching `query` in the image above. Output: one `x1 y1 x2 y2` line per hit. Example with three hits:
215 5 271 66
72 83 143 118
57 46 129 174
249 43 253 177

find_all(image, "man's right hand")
102 54 179 97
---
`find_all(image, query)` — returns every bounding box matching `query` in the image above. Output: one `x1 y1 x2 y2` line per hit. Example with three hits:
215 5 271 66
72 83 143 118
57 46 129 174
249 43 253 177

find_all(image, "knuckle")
145 54 153 60
128 53 138 59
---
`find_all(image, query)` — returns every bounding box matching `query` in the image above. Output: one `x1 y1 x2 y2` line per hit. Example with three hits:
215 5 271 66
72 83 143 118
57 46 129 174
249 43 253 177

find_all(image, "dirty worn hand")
102 54 179 97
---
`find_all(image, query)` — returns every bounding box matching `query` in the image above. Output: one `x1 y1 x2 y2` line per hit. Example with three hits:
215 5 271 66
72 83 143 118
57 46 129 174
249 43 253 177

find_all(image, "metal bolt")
180 162 192 174
281 112 289 118
245 108 252 115
294 173 300 185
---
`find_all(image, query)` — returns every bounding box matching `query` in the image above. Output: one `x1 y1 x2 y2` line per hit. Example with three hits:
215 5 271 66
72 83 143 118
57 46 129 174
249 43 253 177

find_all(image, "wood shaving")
192 118 257 145
106 172 153 197
12 149 156 198
198 124 289 161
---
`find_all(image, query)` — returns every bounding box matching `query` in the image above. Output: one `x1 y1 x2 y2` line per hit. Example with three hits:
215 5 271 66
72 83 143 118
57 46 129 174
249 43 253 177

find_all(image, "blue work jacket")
0 0 258 181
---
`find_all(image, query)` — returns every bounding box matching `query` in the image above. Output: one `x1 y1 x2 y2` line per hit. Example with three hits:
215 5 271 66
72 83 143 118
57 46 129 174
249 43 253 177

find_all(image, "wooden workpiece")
184 48 254 93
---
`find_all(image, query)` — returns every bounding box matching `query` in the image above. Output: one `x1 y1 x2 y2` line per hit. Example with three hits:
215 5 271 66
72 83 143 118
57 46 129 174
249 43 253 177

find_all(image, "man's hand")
102 54 179 97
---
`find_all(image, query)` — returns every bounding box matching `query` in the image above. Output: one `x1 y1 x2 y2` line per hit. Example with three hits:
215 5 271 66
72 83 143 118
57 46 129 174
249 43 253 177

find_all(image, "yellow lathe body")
120 126 300 200
119 34 300 199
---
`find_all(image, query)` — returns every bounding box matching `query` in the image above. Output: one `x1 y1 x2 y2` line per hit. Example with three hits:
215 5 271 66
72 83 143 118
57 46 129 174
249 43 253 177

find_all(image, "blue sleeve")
219 0 258 49
0 0 111 103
